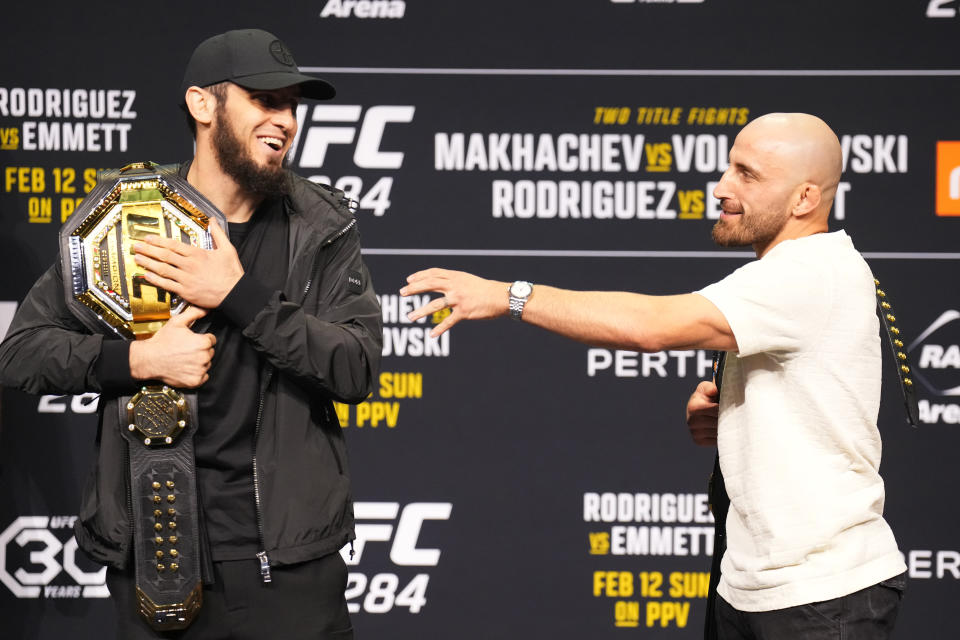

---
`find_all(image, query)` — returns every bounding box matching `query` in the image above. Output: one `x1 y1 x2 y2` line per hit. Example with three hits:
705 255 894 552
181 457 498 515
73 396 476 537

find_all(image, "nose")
713 167 733 201
272 104 298 136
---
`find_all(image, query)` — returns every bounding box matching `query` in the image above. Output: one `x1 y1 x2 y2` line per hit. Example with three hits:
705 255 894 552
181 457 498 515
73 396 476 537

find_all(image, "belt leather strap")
120 386 203 631
874 279 920 427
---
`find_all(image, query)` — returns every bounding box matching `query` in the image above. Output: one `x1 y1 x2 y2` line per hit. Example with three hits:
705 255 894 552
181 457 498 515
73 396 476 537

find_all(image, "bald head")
737 113 843 214
711 112 843 256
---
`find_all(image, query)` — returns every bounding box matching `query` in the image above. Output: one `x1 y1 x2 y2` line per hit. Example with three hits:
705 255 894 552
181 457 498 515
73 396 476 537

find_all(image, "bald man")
401 113 906 639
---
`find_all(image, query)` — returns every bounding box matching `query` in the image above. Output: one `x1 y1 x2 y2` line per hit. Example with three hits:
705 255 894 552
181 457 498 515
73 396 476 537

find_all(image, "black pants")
107 552 353 640
716 574 905 640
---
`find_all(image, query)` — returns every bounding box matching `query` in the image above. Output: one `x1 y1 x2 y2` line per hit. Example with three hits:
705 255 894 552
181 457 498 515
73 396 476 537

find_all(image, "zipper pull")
349 541 355 561
256 551 272 584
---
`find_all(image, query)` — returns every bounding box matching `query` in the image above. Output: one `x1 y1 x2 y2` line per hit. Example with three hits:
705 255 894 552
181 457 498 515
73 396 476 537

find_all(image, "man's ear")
184 86 215 127
792 182 822 217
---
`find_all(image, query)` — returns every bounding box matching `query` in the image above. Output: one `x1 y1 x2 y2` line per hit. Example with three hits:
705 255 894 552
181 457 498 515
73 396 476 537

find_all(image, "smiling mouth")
258 136 284 151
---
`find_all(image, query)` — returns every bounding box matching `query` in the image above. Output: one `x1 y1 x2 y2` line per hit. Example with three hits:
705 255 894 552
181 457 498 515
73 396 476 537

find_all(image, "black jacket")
0 169 383 570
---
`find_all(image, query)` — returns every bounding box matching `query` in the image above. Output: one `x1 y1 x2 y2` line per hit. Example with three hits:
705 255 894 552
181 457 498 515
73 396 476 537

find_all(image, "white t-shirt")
697 230 906 612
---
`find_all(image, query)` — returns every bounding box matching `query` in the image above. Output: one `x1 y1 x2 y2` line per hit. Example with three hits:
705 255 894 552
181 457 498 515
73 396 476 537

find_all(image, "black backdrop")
2 2 959 638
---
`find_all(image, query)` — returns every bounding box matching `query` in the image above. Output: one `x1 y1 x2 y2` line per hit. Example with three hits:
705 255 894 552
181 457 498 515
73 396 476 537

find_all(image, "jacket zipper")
123 422 134 566
252 368 274 583
250 219 352 583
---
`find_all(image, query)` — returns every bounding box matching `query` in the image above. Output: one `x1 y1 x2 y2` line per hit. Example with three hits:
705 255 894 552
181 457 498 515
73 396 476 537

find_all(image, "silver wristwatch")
508 281 534 320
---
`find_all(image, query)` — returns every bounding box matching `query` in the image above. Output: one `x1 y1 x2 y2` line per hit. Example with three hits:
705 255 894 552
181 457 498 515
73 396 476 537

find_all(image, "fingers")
172 305 207 327
134 253 179 280
430 310 461 337
405 267 449 283
401 268 456 296
207 219 229 249
139 235 194 257
696 380 719 399
400 278 438 297
687 413 718 447
141 270 182 297
407 296 448 323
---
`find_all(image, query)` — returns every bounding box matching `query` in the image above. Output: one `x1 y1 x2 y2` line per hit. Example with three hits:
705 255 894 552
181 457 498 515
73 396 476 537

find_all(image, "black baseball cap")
181 29 335 102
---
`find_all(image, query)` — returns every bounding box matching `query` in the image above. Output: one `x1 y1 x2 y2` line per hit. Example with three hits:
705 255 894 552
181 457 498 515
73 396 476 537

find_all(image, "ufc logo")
293 105 415 169
343 501 451 566
0 516 108 598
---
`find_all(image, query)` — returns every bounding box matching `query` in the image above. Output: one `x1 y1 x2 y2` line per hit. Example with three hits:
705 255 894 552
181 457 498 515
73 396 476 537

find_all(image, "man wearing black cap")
0 29 381 639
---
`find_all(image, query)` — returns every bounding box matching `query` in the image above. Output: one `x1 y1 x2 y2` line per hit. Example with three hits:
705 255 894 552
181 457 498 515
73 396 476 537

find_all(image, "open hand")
400 268 509 337
133 220 243 308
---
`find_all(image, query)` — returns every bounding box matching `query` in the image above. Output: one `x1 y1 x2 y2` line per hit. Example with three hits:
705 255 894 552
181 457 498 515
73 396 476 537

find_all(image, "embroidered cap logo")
269 40 296 66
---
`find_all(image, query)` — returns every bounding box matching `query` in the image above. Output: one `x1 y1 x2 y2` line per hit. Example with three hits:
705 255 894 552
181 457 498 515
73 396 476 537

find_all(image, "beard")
711 204 790 248
212 107 289 199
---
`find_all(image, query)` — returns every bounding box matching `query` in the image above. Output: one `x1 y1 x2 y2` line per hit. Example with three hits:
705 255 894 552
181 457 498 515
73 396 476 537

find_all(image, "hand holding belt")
59 162 226 630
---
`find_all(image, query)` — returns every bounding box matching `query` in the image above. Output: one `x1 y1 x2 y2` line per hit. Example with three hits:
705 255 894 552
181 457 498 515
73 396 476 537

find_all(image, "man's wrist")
128 341 153 380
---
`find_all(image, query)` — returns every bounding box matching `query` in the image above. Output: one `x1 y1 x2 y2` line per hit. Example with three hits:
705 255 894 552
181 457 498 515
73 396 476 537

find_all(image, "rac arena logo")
908 310 960 424
0 516 107 599
320 0 405 18
936 141 960 216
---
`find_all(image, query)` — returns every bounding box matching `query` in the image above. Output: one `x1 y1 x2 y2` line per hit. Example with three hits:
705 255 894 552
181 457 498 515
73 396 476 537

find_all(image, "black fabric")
180 29 336 101
715 574 905 640
705 351 729 640
107 553 353 640
95 338 136 394
195 199 288 562
0 168 382 572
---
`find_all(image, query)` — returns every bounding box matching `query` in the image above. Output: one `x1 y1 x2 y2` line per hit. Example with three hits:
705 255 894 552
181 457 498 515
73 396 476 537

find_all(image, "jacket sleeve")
221 223 383 404
0 260 137 396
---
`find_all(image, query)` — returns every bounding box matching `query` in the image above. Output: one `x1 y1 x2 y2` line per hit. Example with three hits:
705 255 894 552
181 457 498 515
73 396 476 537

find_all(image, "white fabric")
697 230 905 612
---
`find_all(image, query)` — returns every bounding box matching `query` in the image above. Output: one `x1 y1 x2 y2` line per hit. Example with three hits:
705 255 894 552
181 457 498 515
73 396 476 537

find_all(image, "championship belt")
59 162 226 631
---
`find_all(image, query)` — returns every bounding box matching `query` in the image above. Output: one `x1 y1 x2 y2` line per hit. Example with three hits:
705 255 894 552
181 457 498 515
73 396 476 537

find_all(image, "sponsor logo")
936 141 960 216
320 0 406 19
0 516 108 598
908 310 960 424
340 501 451 614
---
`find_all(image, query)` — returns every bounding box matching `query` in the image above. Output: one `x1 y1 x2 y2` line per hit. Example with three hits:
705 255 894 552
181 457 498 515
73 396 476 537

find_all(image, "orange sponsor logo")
936 141 960 216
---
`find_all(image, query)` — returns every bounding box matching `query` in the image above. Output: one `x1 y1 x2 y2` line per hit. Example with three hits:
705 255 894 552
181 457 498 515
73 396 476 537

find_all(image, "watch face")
510 281 533 298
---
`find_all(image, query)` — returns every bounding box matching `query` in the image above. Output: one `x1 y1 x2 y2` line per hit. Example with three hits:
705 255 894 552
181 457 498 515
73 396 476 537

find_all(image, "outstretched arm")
400 268 737 353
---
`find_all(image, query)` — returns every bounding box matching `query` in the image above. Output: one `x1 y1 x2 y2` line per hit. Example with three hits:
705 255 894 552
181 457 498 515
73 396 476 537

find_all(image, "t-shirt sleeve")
696 257 829 357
